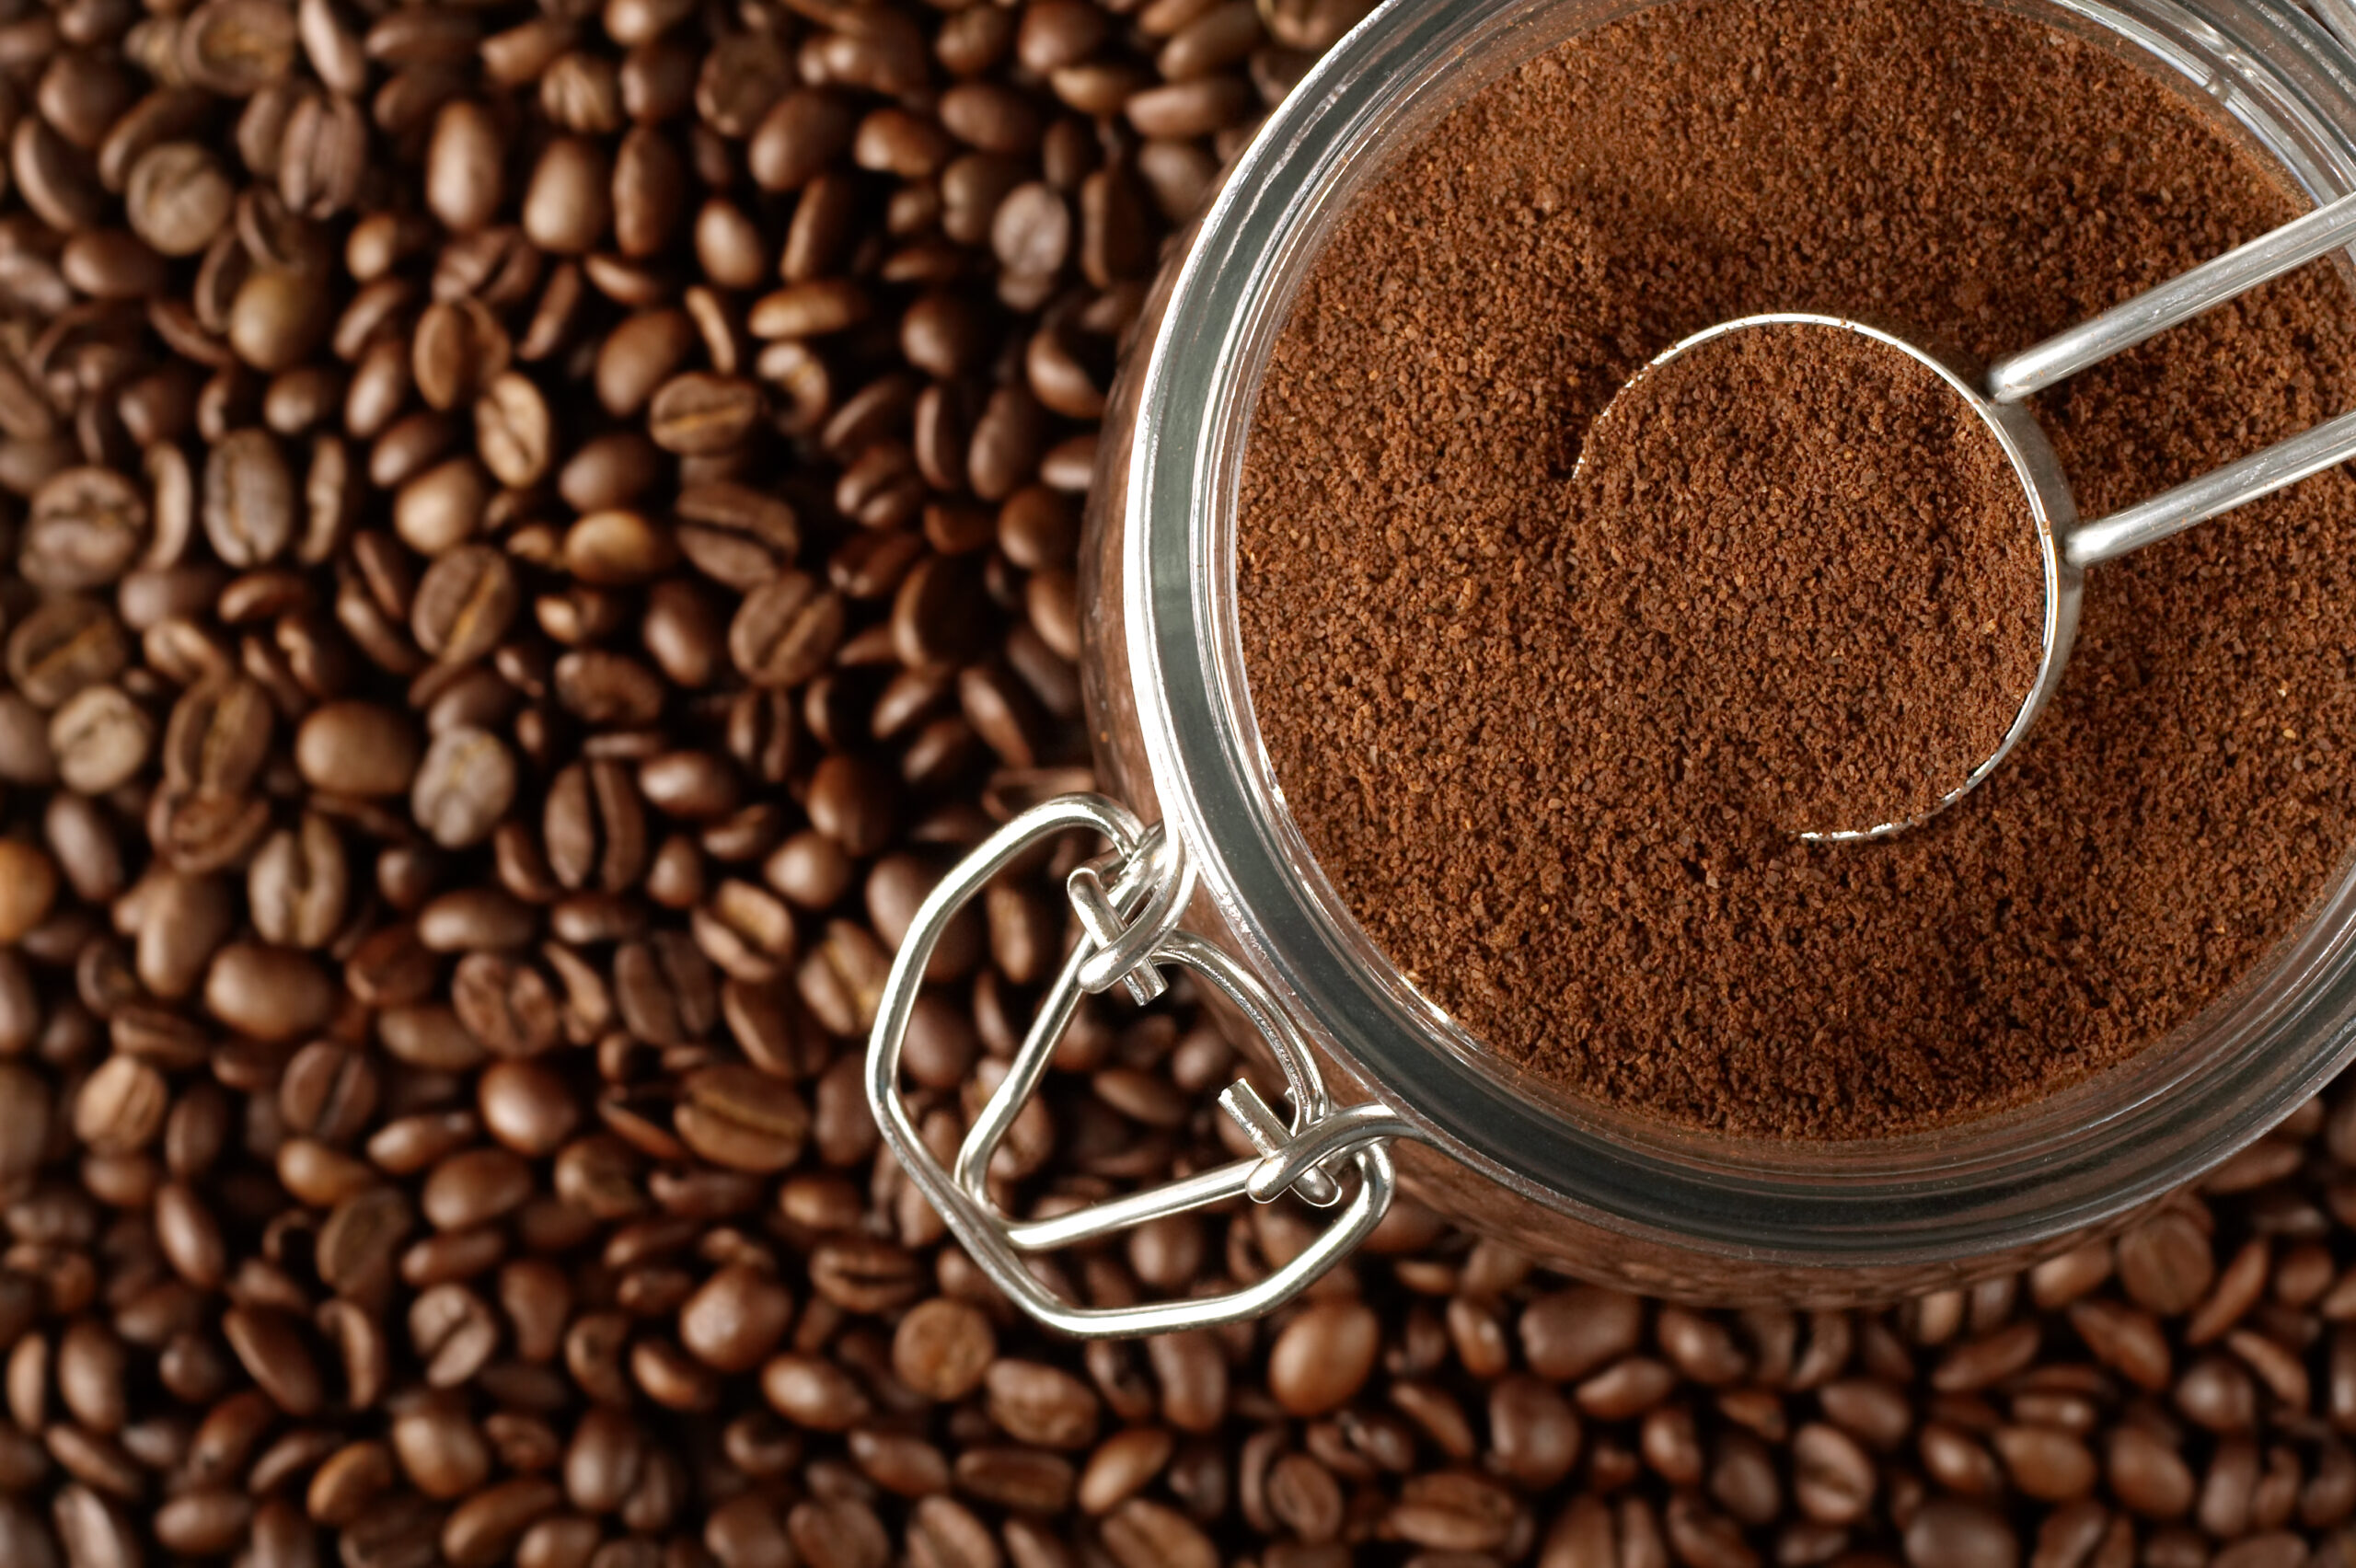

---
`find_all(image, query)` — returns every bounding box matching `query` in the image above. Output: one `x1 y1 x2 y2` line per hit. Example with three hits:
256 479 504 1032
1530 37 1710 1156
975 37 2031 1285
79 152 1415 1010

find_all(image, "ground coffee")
1238 0 2356 1138
1574 321 2045 835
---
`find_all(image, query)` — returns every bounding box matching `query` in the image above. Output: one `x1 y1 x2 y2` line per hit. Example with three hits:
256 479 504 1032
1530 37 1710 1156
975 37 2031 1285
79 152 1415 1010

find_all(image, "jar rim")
1120 0 2356 1266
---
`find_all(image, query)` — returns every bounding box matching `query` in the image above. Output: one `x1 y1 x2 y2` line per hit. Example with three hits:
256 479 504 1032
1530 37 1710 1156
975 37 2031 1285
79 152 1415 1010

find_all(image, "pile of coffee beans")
1 0 2354 1567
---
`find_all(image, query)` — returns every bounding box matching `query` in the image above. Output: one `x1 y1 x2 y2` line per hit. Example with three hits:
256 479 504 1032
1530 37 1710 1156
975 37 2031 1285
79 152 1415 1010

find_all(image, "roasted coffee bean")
469 372 550 489
563 507 676 584
890 554 990 668
1101 1495 1216 1568
127 142 237 257
412 297 508 412
595 307 696 416
993 180 1070 279
221 1305 325 1417
469 1058 573 1160
806 756 896 859
423 99 502 232
16 115 108 233
637 749 741 820
418 887 537 952
161 674 274 797
25 468 148 592
52 684 152 794
318 1186 416 1298
555 431 661 513
884 1296 993 1404
648 373 763 455
730 571 846 688
987 1360 1101 1449
2119 1210 2216 1316
450 951 562 1059
295 699 420 796
0 843 60 947
389 1392 490 1504
1490 1373 1582 1488
1269 1299 1380 1415
410 543 517 665
204 941 335 1042
543 761 647 898
759 1350 872 1435
416 1145 531 1232
410 1283 501 1387
679 1262 794 1373
1521 1286 1646 1381
279 1037 378 1143
555 650 665 727
411 727 517 849
1906 1499 2020 1568
523 135 612 254
953 1445 1074 1516
72 1054 163 1154
675 1063 808 1173
52 1485 142 1568
246 814 349 949
229 266 331 374
679 483 801 589
9 598 130 711
606 928 709 1038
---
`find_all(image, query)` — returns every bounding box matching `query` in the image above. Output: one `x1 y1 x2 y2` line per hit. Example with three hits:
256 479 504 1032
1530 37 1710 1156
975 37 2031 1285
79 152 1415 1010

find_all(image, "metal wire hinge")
865 792 1420 1338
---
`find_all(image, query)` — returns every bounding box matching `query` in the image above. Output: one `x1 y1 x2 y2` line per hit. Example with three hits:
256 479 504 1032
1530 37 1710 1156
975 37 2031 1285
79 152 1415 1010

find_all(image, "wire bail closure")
865 792 1417 1338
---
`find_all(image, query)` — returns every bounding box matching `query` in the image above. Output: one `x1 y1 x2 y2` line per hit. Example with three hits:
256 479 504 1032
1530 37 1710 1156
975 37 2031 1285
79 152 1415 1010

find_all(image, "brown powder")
1236 0 2356 1139
1573 322 2045 834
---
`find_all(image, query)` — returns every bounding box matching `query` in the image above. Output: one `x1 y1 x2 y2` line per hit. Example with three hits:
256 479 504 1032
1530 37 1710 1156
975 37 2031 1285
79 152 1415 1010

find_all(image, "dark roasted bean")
2119 1210 2216 1316
1268 1300 1380 1416
1524 1286 1645 1380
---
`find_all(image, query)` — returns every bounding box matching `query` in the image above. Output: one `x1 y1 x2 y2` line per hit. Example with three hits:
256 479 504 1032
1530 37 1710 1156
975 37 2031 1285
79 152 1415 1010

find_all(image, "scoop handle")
2062 409 2356 566
1989 189 2356 401
1981 189 2356 569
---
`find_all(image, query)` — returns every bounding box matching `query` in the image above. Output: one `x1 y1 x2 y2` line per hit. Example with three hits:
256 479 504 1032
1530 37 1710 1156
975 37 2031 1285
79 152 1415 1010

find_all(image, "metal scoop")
1611 190 2356 839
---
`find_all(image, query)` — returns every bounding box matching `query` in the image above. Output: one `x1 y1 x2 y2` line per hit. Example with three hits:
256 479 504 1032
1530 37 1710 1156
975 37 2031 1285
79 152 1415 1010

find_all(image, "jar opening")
1118 0 2356 1265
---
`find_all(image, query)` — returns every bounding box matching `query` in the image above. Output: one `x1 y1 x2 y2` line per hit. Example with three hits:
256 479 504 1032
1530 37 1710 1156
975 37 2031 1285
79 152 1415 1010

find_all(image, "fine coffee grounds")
1238 0 2356 1137
1574 322 2045 834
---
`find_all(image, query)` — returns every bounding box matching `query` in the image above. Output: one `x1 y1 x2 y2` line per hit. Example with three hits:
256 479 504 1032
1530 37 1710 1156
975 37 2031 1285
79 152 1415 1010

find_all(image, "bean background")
0 0 2345 1566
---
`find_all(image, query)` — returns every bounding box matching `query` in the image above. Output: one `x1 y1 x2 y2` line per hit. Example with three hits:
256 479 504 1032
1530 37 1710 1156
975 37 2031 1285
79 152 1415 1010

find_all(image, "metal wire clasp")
865 792 1415 1338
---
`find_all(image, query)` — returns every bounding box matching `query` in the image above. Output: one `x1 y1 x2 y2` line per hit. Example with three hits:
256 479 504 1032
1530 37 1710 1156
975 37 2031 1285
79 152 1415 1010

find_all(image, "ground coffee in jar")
1238 0 2356 1138
1573 322 2046 835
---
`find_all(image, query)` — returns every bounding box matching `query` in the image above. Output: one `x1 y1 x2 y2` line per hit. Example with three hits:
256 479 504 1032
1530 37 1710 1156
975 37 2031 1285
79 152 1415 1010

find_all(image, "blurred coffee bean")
680 1262 794 1373
295 699 421 796
894 1297 997 1402
1268 1300 1380 1416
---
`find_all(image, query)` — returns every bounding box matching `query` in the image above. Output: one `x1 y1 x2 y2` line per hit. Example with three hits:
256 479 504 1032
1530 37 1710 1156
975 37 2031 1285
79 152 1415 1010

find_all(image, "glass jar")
871 0 2356 1333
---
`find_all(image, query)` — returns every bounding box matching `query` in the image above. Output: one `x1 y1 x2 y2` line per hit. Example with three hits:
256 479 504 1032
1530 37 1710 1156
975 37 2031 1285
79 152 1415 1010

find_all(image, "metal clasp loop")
865 792 1414 1338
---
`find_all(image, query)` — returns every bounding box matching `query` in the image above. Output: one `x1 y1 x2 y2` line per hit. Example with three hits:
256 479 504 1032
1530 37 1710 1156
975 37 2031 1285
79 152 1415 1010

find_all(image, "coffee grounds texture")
1237 0 2356 1139
1573 322 2046 835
